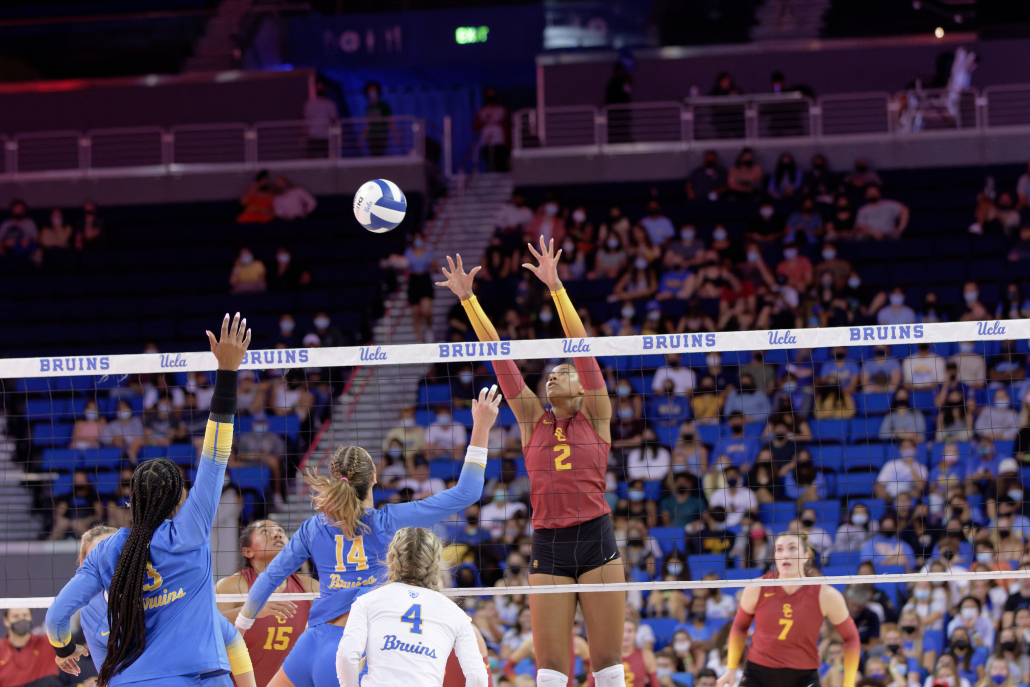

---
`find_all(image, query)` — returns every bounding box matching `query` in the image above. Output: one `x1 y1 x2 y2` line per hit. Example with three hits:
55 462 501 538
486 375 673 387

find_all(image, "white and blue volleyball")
354 179 407 233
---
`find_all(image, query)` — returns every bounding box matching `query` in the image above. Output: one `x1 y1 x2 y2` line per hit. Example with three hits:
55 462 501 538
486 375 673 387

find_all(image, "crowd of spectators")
0 199 104 268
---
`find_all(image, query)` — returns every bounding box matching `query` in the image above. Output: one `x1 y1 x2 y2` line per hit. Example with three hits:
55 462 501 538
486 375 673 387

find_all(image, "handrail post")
745 103 758 140
328 125 341 160
595 108 606 147
6 140 17 175
809 103 822 138
79 136 92 172
443 115 453 177
680 106 694 143
161 132 175 166
975 94 987 130
244 128 258 165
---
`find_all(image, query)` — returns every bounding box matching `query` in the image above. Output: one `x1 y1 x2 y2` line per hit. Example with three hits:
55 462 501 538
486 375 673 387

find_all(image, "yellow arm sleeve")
202 418 234 465
461 295 500 341
225 634 254 676
550 288 588 338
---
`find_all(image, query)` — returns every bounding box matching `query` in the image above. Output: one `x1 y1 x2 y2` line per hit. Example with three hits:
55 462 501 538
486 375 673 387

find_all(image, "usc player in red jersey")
586 617 657 687
719 532 860 687
437 237 625 687
216 520 319 687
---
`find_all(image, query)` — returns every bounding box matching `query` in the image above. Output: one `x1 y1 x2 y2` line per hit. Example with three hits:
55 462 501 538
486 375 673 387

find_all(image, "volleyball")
353 178 407 233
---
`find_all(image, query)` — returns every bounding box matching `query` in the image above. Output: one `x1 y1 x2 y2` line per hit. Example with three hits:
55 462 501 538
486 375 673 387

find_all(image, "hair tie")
340 477 349 483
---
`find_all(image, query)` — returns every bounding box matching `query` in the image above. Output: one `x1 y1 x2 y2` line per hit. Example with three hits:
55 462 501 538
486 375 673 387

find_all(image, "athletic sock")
592 663 626 687
537 669 569 687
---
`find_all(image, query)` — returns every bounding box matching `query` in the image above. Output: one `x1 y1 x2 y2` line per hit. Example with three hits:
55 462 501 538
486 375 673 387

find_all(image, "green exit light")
455 26 489 44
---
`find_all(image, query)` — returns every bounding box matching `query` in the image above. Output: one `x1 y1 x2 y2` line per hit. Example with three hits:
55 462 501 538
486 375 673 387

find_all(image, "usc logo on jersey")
554 427 566 441
782 603 793 618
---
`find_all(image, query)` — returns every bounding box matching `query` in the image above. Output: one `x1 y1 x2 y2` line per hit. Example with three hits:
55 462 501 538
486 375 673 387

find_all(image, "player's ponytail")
305 445 374 538
99 459 184 687
387 527 443 592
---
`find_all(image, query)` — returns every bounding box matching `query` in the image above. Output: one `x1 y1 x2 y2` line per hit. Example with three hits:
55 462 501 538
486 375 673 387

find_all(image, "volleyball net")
3 318 1030 610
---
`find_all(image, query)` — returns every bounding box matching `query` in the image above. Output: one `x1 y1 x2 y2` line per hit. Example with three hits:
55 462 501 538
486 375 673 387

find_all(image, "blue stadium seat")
139 446 169 462
267 414 300 440
687 554 726 579
453 408 474 428
851 498 886 521
996 440 1015 456
859 393 892 415
495 407 517 427
812 445 845 473
42 448 78 472
759 502 798 526
697 425 721 445
17 378 57 393
849 417 882 442
50 473 74 498
230 466 271 496
417 384 451 407
725 567 764 581
923 629 944 657
95 471 121 497
845 443 886 465
650 526 685 555
429 460 460 481
812 419 847 442
26 399 60 421
33 422 73 447
803 500 842 531
672 673 693 687
911 390 936 413
80 448 121 470
822 561 863 576
167 443 196 466
640 618 680 650
415 410 435 426
483 460 503 480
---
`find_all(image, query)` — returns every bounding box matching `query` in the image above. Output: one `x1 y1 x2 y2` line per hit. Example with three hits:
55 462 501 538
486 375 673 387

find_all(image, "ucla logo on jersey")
381 635 437 658
408 591 419 598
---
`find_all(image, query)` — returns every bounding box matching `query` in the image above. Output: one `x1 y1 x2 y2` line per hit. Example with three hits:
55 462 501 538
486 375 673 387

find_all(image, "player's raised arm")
436 253 543 426
177 312 251 546
524 235 611 438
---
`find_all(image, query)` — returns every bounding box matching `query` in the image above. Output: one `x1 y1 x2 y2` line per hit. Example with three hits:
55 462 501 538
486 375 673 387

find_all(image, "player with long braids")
46 312 251 687
719 532 861 687
437 237 625 687
233 386 503 687
59 526 258 687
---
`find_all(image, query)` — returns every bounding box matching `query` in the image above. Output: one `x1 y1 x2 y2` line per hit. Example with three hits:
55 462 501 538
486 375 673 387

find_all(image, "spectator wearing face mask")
50 470 102 540
665 224 706 269
660 473 705 528
845 585 882 648
747 198 785 244
0 608 59 687
876 439 927 500
948 342 987 388
423 406 468 461
978 655 1018 687
879 390 927 442
903 344 948 390
236 415 286 505
309 311 348 348
877 287 917 325
767 152 804 199
862 346 902 393
832 504 877 553
855 185 909 241
144 398 187 446
267 246 311 293
449 364 478 408
692 375 723 425
844 157 883 190
723 375 771 426
860 513 916 571
957 281 991 322
948 597 995 654
651 354 697 396
726 148 763 201
611 254 658 308
655 649 681 687
626 427 673 482
775 241 814 293
592 231 629 279
237 170 277 223
640 200 676 246
706 466 757 527
101 401 144 461
688 506 734 556
975 391 1020 441
716 412 760 469
478 486 527 541
686 151 727 202
71 400 105 450
655 254 695 309
814 243 852 290
524 198 563 246
783 197 823 245
229 246 267 294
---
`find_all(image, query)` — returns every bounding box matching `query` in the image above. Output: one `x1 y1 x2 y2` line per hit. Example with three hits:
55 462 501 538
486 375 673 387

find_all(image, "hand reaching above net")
522 235 564 292
206 312 252 371
435 253 480 302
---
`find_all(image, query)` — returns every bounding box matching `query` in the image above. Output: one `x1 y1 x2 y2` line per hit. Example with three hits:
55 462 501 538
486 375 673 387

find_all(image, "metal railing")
514 84 1030 151
1 116 425 177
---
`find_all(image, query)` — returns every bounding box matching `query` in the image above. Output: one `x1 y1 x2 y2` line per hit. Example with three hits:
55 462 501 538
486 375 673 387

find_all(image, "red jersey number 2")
554 444 571 471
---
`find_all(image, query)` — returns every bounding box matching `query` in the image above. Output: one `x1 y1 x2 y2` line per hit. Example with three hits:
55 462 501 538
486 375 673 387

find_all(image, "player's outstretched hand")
522 235 563 292
256 600 298 621
435 254 480 301
206 312 252 371
471 385 503 430
55 645 88 676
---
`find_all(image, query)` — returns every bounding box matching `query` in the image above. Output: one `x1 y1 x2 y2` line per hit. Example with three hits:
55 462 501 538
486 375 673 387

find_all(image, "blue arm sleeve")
218 614 240 646
171 418 233 551
239 520 313 621
382 461 485 532
46 548 106 652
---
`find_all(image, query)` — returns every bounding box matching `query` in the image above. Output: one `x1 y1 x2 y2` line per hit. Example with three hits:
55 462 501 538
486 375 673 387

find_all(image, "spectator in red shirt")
0 608 60 687
719 277 757 331
775 242 813 292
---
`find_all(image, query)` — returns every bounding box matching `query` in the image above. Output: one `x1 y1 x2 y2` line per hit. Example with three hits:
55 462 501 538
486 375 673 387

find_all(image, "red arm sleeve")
572 355 605 391
834 617 861 687
492 359 526 400
727 606 754 671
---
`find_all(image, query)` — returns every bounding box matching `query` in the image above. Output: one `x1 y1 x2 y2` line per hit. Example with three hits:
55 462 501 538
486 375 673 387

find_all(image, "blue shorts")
119 678 205 687
282 624 345 687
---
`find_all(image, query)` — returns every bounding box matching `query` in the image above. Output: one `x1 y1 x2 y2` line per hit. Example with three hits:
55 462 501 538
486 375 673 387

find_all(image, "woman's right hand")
256 600 298 620
471 385 503 429
206 312 252 371
436 254 480 301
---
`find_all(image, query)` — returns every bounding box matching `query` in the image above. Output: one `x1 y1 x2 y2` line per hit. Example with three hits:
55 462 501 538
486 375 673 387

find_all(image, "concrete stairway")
751 0 830 41
271 173 513 532
0 414 46 541
183 0 253 72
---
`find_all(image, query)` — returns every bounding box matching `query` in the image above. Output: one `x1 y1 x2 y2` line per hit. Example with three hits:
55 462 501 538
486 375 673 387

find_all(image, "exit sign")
455 26 489 44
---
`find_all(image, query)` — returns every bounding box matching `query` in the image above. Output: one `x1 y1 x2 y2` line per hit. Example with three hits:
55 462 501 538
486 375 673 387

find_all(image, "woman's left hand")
522 235 563 291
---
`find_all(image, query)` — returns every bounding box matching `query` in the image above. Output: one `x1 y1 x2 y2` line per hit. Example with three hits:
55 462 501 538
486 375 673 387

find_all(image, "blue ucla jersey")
46 418 235 685
82 590 242 681
242 462 484 627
